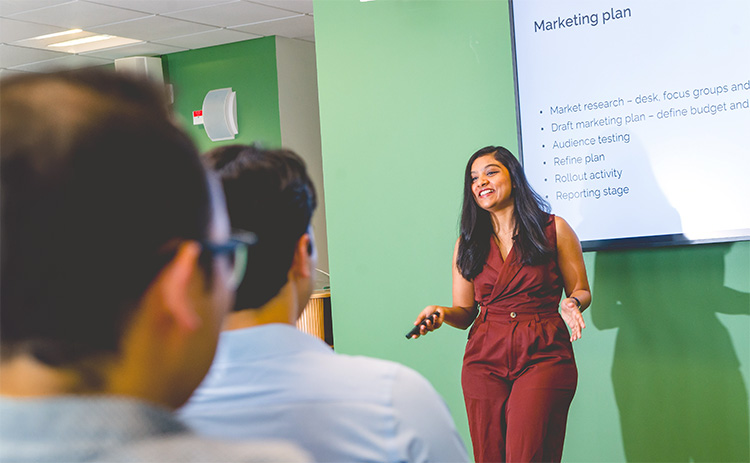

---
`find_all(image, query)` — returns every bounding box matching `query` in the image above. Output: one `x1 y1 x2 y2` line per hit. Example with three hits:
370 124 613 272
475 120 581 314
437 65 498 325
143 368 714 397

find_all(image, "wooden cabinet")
296 291 333 347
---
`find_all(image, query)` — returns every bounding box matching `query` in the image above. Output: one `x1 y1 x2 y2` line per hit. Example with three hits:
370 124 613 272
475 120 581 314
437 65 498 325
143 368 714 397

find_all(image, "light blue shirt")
179 324 469 463
0 396 309 462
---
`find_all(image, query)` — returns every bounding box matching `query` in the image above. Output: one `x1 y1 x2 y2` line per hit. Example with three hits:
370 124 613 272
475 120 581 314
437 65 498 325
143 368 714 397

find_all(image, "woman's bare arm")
411 240 478 338
556 215 591 341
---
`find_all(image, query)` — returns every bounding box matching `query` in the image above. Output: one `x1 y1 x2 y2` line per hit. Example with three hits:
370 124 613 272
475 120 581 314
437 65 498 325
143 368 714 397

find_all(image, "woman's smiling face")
470 153 513 211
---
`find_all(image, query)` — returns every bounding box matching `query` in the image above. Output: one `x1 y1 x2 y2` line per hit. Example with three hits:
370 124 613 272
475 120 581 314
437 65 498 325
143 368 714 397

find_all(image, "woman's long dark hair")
456 146 553 280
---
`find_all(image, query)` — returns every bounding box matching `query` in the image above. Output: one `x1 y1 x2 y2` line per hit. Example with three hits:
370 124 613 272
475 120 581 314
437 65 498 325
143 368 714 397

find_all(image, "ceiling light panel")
79 41 186 60
17 28 141 54
32 28 84 40
49 34 113 46
48 35 142 53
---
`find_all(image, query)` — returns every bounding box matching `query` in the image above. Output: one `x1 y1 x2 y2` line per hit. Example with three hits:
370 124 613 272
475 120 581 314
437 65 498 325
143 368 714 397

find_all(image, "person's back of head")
182 145 469 463
1 69 219 400
0 68 312 463
205 145 317 314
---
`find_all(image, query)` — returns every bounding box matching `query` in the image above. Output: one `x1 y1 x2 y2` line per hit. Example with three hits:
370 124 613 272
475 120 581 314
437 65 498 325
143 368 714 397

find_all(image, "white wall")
275 37 329 289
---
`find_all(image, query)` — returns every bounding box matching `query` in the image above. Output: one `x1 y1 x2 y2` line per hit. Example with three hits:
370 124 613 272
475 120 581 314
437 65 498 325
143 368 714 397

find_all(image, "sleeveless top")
473 214 563 315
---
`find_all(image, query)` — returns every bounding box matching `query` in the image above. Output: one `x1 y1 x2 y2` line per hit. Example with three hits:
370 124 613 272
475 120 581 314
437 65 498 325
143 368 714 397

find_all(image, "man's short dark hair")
0 69 212 367
205 145 317 310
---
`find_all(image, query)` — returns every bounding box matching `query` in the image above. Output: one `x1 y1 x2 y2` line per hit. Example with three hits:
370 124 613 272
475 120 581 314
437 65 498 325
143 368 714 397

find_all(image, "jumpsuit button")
510 312 517 318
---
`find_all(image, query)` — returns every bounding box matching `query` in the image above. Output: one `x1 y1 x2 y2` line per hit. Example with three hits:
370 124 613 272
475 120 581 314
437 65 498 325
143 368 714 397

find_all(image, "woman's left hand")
560 297 586 342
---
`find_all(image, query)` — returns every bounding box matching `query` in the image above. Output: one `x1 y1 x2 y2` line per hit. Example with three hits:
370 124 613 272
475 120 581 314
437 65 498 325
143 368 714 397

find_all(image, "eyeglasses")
200 230 257 289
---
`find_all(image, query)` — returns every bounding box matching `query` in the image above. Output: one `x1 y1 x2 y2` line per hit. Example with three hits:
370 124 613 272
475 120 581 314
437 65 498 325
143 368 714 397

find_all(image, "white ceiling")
0 0 314 75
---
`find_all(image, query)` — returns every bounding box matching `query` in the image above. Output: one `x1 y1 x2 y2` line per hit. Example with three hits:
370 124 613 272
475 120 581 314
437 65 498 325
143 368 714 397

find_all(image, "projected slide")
510 0 750 249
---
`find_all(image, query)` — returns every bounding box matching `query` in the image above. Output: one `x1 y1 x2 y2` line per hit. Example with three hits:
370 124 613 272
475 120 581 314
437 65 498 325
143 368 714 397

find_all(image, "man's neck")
223 285 298 331
0 354 104 397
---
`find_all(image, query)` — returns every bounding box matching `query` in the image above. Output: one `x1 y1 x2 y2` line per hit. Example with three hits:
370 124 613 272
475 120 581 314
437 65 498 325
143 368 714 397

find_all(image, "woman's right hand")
410 306 446 339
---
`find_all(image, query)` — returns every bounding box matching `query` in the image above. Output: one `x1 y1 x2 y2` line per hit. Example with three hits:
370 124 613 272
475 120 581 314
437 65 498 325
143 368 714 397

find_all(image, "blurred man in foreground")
179 145 469 462
0 70 307 462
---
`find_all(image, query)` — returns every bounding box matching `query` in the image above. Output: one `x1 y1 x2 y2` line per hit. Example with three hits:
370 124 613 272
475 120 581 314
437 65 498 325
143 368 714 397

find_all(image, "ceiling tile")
0 0 73 16
83 0 235 15
0 68 32 78
247 0 313 15
231 14 313 39
0 43 67 68
7 1 150 29
0 0 314 73
80 41 187 59
89 15 215 41
0 17 68 42
164 0 297 28
9 53 110 72
154 29 260 50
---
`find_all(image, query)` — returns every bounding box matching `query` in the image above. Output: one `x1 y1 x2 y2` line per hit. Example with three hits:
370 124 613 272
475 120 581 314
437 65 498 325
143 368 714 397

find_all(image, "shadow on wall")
592 244 749 462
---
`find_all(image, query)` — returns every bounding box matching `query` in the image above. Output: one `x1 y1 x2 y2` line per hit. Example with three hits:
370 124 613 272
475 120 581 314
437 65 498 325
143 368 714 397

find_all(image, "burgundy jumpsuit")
461 215 577 463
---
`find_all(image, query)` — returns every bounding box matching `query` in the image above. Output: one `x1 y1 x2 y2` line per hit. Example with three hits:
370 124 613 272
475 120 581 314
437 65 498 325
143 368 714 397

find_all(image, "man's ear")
154 241 203 332
290 233 313 279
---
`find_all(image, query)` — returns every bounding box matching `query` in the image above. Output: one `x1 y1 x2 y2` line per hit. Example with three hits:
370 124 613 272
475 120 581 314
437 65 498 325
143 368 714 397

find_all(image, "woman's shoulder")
553 215 580 248
553 214 573 230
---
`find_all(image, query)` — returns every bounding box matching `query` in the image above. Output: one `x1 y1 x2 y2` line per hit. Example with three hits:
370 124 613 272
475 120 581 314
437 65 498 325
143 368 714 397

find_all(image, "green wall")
313 1 750 461
163 36 282 153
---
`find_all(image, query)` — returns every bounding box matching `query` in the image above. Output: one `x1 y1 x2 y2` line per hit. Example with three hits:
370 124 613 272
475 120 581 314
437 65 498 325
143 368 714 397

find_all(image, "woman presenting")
412 146 591 463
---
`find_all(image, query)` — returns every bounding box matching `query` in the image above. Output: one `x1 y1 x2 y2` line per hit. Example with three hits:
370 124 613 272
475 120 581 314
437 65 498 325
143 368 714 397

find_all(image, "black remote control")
405 311 440 339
